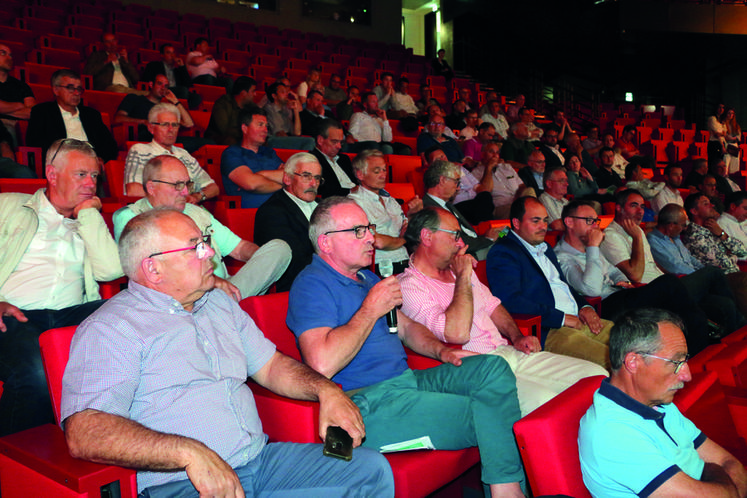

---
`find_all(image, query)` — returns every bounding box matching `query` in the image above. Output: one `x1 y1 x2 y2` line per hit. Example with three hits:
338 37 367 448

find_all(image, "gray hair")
283 152 320 176
609 308 684 371
308 196 360 253
423 159 459 190
351 149 385 178
404 207 444 252
45 138 97 168
142 155 186 191
657 203 686 227
50 69 81 87
118 207 183 278
148 102 180 123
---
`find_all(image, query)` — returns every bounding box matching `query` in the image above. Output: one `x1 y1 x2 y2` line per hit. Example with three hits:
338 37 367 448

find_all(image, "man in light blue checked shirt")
61 208 394 497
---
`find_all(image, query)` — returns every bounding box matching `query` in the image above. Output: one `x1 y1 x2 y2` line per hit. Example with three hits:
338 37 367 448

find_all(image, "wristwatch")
200 191 207 202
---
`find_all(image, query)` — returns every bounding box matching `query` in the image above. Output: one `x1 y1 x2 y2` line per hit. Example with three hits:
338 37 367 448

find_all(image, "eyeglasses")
55 84 84 94
324 224 377 239
49 138 95 166
148 234 212 259
150 121 180 129
151 179 195 192
443 176 461 187
637 352 690 374
434 228 462 241
428 122 445 127
293 172 325 184
567 216 601 225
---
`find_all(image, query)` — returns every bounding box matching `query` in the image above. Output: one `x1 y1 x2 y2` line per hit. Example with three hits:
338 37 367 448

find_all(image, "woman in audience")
707 102 727 166
724 108 742 174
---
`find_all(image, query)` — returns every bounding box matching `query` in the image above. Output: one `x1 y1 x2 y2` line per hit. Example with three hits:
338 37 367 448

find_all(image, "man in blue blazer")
486 196 612 368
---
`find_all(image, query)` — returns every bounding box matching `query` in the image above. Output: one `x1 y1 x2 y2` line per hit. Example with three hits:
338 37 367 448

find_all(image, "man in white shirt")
471 141 528 219
83 33 141 93
0 139 122 436
347 92 395 154
719 191 747 247
311 120 356 198
480 100 510 141
539 166 569 230
651 164 685 214
124 103 218 201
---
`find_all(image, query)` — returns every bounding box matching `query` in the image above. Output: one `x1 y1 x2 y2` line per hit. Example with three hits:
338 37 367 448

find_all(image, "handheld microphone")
378 260 398 334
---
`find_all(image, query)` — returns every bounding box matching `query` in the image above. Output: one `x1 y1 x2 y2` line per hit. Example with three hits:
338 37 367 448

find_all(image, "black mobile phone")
323 426 353 461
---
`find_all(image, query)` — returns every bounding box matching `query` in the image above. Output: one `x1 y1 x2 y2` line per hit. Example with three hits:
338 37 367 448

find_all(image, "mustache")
671 382 684 390
304 188 318 194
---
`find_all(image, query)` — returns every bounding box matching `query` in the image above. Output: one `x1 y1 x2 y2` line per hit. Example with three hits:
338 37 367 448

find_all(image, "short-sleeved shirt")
601 221 663 284
0 76 34 111
347 187 408 266
221 145 282 208
124 141 215 194
116 94 156 141
579 378 706 497
61 282 276 491
287 254 408 391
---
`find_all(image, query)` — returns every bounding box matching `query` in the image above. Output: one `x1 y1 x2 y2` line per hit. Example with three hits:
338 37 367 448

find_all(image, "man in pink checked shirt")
398 206 607 416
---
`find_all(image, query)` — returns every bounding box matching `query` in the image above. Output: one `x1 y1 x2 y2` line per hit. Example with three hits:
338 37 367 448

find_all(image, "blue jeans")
0 300 105 435
139 442 394 497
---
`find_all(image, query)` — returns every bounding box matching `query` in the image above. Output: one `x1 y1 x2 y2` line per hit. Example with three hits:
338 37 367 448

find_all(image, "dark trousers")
456 191 495 225
0 300 105 436
602 274 711 354
679 266 744 334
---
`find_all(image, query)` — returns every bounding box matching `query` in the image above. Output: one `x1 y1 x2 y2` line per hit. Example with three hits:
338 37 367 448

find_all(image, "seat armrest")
249 382 320 444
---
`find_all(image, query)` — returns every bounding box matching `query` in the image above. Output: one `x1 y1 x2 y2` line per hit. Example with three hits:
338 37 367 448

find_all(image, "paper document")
379 436 435 453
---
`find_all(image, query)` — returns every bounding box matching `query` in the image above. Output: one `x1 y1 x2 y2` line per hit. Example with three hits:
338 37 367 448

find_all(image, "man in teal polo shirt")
579 308 747 497
113 155 290 299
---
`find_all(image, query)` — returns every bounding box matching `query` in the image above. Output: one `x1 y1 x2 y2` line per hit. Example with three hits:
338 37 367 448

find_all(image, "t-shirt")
220 145 282 208
117 94 156 141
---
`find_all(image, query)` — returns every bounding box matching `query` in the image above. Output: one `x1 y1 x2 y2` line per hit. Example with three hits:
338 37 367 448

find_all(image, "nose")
678 362 692 383
83 174 97 188
456 236 466 249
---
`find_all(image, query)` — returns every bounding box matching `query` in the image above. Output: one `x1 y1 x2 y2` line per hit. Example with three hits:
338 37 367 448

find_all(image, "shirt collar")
127 280 211 313
598 377 664 421
512 230 548 257
312 254 375 287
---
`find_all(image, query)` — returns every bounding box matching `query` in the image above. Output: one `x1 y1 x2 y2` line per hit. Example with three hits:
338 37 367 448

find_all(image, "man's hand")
0 302 27 332
213 277 241 302
587 227 605 247
361 276 402 319
186 192 204 204
183 440 244 498
704 219 725 238
288 99 300 112
485 226 504 241
614 281 635 289
438 347 477 366
512 335 541 354
579 166 593 181
73 196 102 219
620 218 643 239
450 247 476 279
318 385 365 447
579 306 603 335
164 89 179 104
174 57 184 66
375 109 387 121
406 195 423 215
118 48 128 62
106 52 118 63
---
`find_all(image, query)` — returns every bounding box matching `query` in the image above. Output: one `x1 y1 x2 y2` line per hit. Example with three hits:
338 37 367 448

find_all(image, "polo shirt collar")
311 254 375 287
598 377 663 422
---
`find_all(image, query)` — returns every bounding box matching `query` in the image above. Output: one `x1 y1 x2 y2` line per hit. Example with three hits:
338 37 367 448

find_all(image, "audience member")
647 204 706 275
415 84 438 118
0 42 35 142
445 99 467 132
506 94 525 123
84 33 140 93
221 106 283 208
557 200 711 344
0 139 122 436
417 114 464 162
487 197 613 368
287 197 525 498
615 125 642 161
400 207 607 416
601 133 628 175
348 92 409 155
114 73 195 142
462 122 496 164
579 308 747 497
263 82 314 151
185 37 232 93
430 48 454 79
388 77 419 132
723 107 741 173
0 124 34 178
478 90 499 116
310 120 356 198
114 155 290 299
566 155 606 208
458 109 480 141
518 150 547 195
707 103 727 166
718 191 747 247
141 43 199 109
373 71 395 113
518 107 543 143
548 109 574 142
335 85 361 121
581 124 603 157
501 123 535 169
594 146 624 192
458 87 475 110
254 152 321 292
472 141 530 219
423 159 502 259
205 75 256 146
539 166 569 230
349 150 422 274
624 161 664 200
323 74 346 106
538 128 565 169
27 69 118 162
681 192 747 317
299 89 327 137
62 207 394 497
711 158 740 197
563 132 598 176
684 157 709 191
651 163 684 214
296 68 322 105
124 103 217 200
699 173 724 213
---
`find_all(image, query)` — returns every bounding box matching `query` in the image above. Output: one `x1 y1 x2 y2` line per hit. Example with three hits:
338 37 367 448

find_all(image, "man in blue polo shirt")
221 106 284 208
579 308 747 497
287 196 526 498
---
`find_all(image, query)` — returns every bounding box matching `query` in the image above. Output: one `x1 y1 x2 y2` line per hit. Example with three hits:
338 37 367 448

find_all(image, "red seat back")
240 292 301 361
38 326 77 426
513 375 603 497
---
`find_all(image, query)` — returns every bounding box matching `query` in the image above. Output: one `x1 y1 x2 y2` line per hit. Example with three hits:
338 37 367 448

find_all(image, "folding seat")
286 58 314 71
247 41 271 56
207 16 232 31
65 25 102 46
345 76 369 91
213 207 257 242
314 41 335 54
363 48 384 60
178 21 205 36
409 54 428 65
303 50 326 65
124 2 152 17
23 5 66 21
148 39 184 53
426 75 446 88
216 37 246 53
27 82 55 103
223 49 252 66
347 66 372 80
109 10 143 24
38 34 85 53
635 125 653 146
257 24 281 37
330 53 352 66
354 56 376 69
670 141 691 163
387 154 421 183
400 71 424 85
181 32 205 51
207 25 233 40
192 144 229 193
192 84 227 103
276 46 301 62
19 62 66 86
15 146 43 178
181 12 205 25
239 292 482 498
318 61 342 78
27 48 81 69
326 35 348 46
109 20 141 35
0 178 47 194
220 60 245 75
153 8 179 18
0 26 36 48
678 128 696 143
71 2 108 18
235 29 258 43
338 45 359 58
667 119 687 131
112 33 145 51
262 34 285 47
304 32 325 45
379 60 401 73
144 16 174 30
251 65 280 83
82 90 127 118
14 17 62 36
254 53 282 68
283 28 304 41
654 127 675 142
146 27 178 42
273 148 306 163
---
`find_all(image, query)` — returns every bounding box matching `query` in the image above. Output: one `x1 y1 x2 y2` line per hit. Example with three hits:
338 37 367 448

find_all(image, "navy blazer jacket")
486 230 587 341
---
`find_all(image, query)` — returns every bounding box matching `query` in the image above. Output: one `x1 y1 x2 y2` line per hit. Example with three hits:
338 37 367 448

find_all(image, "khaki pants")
544 319 614 370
